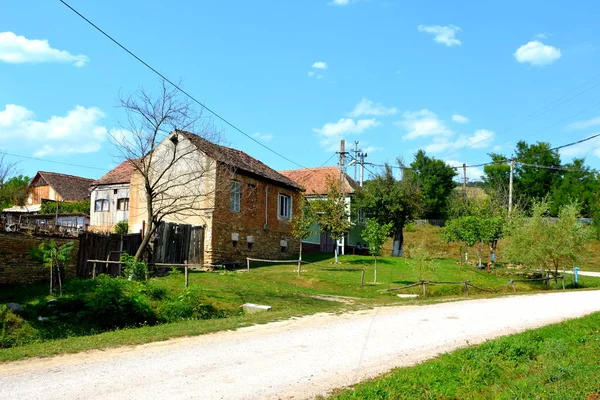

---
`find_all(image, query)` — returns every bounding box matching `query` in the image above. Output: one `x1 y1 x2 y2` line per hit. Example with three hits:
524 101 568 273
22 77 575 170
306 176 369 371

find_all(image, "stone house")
127 130 303 265
89 160 137 232
280 166 364 254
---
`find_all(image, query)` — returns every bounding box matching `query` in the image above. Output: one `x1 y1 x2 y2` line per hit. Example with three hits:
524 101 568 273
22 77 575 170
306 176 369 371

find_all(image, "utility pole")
352 141 360 181
357 151 368 187
508 158 514 216
462 163 467 200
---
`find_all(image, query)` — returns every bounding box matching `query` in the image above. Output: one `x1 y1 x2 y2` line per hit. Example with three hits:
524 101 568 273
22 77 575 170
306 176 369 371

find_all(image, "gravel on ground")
2 290 600 400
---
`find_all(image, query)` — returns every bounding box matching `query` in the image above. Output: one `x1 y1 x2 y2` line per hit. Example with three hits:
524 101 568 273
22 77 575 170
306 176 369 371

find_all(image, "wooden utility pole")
508 158 514 216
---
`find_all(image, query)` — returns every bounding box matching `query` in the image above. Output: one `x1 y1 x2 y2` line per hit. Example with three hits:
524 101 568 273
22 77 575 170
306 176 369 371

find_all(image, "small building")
127 130 304 265
89 160 137 233
280 166 364 255
27 171 94 205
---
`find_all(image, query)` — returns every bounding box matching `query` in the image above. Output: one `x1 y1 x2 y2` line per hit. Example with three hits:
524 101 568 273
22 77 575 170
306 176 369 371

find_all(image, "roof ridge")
38 171 94 181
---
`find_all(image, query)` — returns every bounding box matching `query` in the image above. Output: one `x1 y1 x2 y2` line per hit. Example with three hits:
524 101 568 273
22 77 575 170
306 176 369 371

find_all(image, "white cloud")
312 61 328 69
445 160 484 181
0 104 110 156
565 116 600 131
349 98 398 117
397 109 453 140
534 33 548 40
0 31 89 67
313 118 380 151
560 134 600 157
424 129 496 154
308 61 328 79
330 0 350 5
452 114 469 124
514 40 561 66
417 25 462 47
252 132 274 142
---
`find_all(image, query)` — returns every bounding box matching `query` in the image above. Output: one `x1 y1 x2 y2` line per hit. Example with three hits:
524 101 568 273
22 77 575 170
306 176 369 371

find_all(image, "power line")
58 0 307 170
442 77 600 159
0 151 109 172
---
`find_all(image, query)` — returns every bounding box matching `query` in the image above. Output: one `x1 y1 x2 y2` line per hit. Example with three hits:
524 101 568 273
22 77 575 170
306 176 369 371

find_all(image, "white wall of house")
90 183 130 231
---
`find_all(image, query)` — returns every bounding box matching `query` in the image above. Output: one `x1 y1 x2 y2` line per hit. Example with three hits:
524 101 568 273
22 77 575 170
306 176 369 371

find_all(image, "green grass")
2 254 599 363
326 311 600 400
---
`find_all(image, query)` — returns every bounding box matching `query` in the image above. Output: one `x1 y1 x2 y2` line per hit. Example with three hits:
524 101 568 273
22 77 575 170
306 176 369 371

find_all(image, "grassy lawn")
325 311 600 400
1 254 599 363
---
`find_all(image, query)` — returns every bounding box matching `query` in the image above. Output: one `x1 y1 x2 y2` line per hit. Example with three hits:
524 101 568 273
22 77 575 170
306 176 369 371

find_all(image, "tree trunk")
392 227 404 257
334 244 339 263
373 255 377 283
134 193 155 262
297 242 302 276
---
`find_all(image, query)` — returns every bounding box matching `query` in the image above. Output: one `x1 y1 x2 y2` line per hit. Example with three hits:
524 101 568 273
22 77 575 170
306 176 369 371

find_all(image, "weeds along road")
2 290 600 400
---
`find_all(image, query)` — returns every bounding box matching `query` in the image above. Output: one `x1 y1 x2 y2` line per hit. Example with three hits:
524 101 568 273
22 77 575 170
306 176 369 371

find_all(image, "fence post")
184 264 189 289
422 281 427 297
511 280 516 293
464 281 469 296
561 276 565 290
92 262 96 279
247 258 250 272
360 269 365 287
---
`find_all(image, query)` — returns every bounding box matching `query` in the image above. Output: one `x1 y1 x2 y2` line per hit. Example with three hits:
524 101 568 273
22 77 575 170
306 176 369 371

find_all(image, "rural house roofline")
32 171 94 201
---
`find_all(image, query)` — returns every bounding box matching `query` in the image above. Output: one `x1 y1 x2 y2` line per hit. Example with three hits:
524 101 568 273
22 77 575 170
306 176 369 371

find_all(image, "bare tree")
0 153 17 187
111 80 220 261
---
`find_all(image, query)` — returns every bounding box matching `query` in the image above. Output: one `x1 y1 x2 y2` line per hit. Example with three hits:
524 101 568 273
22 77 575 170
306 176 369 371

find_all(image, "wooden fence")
77 232 142 278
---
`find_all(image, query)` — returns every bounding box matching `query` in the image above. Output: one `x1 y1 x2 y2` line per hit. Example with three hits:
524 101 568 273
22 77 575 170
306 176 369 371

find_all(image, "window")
94 199 109 212
117 198 129 211
278 194 291 220
230 181 241 212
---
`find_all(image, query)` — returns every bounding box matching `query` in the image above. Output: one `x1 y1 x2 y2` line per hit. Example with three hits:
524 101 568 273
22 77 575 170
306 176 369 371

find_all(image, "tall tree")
482 153 513 212
549 158 599 217
514 141 561 206
410 150 457 219
112 80 219 261
313 177 351 263
0 175 30 210
355 163 423 256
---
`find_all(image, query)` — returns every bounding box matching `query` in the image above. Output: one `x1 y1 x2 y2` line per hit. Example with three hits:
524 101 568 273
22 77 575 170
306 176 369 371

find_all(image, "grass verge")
326 311 600 400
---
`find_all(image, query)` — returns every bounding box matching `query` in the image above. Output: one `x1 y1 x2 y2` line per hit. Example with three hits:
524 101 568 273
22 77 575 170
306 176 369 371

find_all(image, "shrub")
114 220 129 234
157 290 222 322
120 253 147 281
0 305 39 348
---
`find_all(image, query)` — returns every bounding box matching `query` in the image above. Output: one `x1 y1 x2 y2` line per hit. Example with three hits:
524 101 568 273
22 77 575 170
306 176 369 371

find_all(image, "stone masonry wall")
207 166 301 264
0 233 78 285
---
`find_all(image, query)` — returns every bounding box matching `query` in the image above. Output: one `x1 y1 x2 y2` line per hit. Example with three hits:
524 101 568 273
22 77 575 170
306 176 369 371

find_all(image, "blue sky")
1 0 600 182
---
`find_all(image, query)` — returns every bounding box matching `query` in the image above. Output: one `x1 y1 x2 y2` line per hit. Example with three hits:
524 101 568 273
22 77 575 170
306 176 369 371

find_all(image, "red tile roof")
32 171 94 201
177 130 302 191
92 160 138 186
279 166 358 196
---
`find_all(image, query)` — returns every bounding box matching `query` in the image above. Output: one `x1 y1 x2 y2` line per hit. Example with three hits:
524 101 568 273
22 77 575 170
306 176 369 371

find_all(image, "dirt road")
2 290 600 400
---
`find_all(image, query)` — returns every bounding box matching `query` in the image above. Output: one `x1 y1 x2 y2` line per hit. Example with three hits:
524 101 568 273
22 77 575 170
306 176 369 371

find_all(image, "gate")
153 222 204 265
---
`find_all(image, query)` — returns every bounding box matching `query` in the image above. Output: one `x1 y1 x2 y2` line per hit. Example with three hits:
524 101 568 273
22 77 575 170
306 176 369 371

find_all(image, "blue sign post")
574 266 580 284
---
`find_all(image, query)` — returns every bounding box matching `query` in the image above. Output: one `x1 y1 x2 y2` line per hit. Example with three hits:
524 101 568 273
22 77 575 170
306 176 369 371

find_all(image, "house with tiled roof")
280 166 365 255
89 160 138 232
126 130 303 265
27 171 94 205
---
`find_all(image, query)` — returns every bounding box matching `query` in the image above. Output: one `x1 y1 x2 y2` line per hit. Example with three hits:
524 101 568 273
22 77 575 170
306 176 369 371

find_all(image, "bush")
114 220 129 234
120 253 147 281
0 305 39 348
157 290 223 322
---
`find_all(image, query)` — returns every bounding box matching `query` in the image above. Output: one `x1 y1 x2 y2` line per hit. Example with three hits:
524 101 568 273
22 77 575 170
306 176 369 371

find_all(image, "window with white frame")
94 199 109 212
230 181 241 212
278 194 291 220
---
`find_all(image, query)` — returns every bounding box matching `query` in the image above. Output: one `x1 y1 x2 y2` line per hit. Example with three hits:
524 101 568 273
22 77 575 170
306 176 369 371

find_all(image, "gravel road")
2 290 600 400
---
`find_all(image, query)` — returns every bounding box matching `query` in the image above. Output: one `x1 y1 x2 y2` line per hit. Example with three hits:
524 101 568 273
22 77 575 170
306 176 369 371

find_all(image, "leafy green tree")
503 200 591 277
0 175 30 209
549 158 599 217
313 177 351 263
355 163 423 257
482 153 513 211
291 199 316 275
30 241 75 295
514 141 561 206
361 219 392 283
410 150 457 219
443 216 504 267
